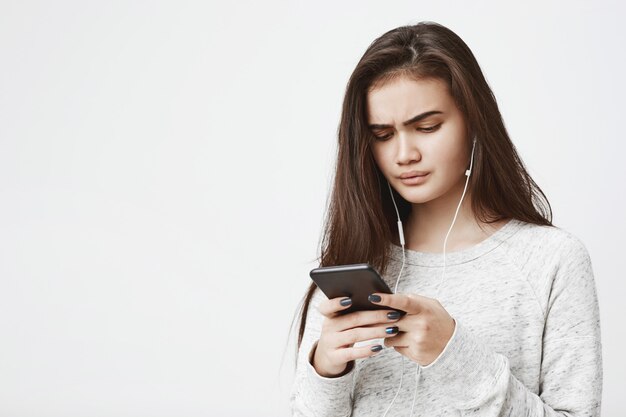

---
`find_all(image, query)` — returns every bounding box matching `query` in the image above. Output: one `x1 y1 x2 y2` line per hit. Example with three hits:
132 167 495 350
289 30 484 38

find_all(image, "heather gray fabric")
290 219 602 416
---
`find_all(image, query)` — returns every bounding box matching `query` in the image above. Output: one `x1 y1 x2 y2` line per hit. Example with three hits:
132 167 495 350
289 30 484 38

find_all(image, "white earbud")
465 137 477 177
386 180 406 253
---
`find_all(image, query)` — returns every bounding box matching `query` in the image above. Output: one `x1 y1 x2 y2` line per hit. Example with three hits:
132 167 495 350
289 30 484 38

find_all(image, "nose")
395 132 421 165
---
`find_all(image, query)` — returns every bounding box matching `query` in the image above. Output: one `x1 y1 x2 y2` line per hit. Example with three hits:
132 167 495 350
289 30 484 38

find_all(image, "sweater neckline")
389 218 523 267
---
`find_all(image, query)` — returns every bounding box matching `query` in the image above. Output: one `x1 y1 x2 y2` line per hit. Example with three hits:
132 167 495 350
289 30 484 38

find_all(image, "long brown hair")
294 21 552 353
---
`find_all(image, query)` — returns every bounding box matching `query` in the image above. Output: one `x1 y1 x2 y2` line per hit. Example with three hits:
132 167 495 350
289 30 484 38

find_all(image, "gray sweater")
290 219 602 416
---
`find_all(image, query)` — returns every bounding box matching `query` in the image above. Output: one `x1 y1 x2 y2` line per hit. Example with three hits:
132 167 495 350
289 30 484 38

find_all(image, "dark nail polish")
387 311 401 320
385 326 399 335
340 297 352 307
368 294 382 303
371 345 383 352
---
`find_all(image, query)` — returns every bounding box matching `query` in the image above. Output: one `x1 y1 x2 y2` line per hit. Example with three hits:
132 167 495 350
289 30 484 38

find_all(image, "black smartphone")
309 263 405 315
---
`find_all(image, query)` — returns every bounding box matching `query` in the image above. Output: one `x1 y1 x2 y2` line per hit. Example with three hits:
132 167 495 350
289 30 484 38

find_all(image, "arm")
419 237 603 416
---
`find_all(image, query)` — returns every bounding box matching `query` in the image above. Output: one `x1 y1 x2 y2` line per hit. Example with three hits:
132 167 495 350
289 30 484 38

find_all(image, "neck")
405 180 482 253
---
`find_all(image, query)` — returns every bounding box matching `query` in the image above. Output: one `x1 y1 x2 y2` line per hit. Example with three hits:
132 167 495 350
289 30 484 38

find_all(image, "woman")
290 21 602 416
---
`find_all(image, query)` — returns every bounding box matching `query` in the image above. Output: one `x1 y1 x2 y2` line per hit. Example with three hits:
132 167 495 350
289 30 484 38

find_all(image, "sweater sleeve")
418 236 603 416
290 286 356 417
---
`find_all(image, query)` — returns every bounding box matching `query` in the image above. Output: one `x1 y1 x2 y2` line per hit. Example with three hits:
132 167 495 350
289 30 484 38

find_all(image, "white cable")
436 139 475 299
410 364 422 414
412 138 476 416
382 356 405 417
383 138 476 417
382 180 406 417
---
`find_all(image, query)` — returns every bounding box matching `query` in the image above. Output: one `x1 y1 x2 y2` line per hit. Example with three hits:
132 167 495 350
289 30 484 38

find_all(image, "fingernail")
368 294 381 303
387 311 401 320
340 297 352 307
385 326 399 335
371 345 383 352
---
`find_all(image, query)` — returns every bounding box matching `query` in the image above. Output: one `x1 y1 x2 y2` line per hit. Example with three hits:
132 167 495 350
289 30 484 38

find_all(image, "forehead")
366 76 452 123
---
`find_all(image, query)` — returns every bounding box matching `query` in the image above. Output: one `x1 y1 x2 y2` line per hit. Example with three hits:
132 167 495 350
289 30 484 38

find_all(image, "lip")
399 172 430 185
399 170 429 179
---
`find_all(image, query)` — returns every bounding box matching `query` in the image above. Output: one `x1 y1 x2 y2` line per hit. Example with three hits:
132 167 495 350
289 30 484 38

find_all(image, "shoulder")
501 221 595 302
504 219 591 265
500 221 596 313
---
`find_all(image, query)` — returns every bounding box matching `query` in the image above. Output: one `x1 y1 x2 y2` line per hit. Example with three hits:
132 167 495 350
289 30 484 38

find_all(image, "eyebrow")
367 110 443 129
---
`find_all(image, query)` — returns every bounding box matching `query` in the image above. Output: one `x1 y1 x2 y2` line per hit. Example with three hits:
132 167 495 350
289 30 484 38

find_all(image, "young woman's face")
366 75 471 206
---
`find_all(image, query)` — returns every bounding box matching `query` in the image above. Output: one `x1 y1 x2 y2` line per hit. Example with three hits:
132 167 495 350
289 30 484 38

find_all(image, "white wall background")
1 1 624 416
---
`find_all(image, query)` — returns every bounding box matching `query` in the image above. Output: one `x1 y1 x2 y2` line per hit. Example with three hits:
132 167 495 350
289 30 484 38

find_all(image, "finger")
383 332 409 348
317 296 353 317
393 346 410 356
391 311 427 333
368 292 430 314
336 343 386 363
332 309 403 332
336 325 400 347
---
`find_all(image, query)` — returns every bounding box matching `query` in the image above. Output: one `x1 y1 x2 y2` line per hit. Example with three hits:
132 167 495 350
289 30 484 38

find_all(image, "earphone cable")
382 181 406 417
383 137 476 416
437 138 476 298
411 138 476 416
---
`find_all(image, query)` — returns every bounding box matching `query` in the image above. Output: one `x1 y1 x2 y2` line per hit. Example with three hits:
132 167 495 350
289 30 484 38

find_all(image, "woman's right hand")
311 296 402 377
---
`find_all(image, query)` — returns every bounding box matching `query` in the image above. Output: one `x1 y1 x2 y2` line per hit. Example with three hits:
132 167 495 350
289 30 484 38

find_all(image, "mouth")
399 170 429 179
399 172 430 185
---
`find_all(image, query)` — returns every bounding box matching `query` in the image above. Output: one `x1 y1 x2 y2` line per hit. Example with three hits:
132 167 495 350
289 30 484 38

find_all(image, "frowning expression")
367 75 472 205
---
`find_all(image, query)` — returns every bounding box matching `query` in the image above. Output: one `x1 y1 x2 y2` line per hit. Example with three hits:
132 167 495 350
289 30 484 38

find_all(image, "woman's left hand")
368 292 456 366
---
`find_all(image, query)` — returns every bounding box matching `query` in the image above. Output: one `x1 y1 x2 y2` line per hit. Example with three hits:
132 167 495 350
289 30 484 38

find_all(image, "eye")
371 123 442 141
373 133 393 141
419 123 442 132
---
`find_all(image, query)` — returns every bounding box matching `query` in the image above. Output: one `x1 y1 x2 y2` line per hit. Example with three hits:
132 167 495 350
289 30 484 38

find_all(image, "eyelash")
373 123 442 141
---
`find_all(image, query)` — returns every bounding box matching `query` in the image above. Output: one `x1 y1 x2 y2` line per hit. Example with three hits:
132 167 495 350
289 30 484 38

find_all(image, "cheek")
433 140 467 173
429 120 468 162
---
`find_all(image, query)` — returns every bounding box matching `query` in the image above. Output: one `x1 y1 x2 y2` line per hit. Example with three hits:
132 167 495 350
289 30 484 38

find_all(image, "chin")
397 188 440 205
394 177 460 206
